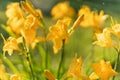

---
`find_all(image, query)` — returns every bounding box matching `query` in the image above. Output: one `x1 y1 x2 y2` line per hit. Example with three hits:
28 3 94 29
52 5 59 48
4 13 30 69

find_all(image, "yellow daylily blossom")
0 60 8 80
66 56 89 80
78 5 94 27
78 5 108 33
92 60 117 80
93 28 117 47
21 14 44 48
6 2 43 35
7 17 25 34
2 36 20 56
6 2 25 35
6 2 24 19
20 1 43 27
51 1 75 19
47 18 71 53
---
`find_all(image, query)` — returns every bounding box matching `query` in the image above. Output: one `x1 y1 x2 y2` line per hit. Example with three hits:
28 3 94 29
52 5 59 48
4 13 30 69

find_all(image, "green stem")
26 51 34 80
37 13 48 69
3 56 19 74
45 44 48 69
39 18 48 69
44 31 48 69
22 37 34 80
57 39 65 79
113 49 120 80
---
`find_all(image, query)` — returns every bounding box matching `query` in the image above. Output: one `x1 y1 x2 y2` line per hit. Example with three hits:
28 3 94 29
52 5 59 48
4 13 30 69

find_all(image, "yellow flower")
78 5 94 27
0 60 8 80
6 2 25 35
66 56 89 80
21 14 44 48
93 10 108 27
78 5 108 33
20 1 43 27
111 18 120 39
6 2 24 19
10 74 23 80
92 60 117 80
51 1 75 19
2 35 20 56
7 17 25 34
93 28 116 47
47 18 71 53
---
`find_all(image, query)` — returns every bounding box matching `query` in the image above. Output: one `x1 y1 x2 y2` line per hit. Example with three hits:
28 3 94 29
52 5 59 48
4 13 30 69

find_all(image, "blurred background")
0 0 120 79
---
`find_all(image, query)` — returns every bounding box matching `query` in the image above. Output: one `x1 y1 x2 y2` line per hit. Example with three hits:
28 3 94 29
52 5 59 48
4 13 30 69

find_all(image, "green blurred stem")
42 28 48 69
3 56 19 74
113 49 120 80
26 51 34 80
38 16 48 69
45 43 48 69
57 39 65 79
22 38 34 80
114 51 119 70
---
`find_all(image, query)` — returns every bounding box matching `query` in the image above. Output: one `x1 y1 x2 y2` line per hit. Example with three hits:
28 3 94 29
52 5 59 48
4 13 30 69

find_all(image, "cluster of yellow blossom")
47 15 84 53
50 3 108 53
3 1 45 55
66 56 117 80
45 56 117 80
1 1 119 80
51 2 108 30
3 1 108 54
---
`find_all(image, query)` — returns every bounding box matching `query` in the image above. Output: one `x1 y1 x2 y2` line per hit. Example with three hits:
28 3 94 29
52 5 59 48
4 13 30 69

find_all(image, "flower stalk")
113 48 120 80
3 55 19 74
22 37 34 80
57 39 65 79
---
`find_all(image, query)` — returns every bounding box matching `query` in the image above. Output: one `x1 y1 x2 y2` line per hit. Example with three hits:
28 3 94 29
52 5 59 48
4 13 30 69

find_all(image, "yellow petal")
66 56 83 79
51 1 75 19
89 72 99 80
44 70 55 80
92 60 118 80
